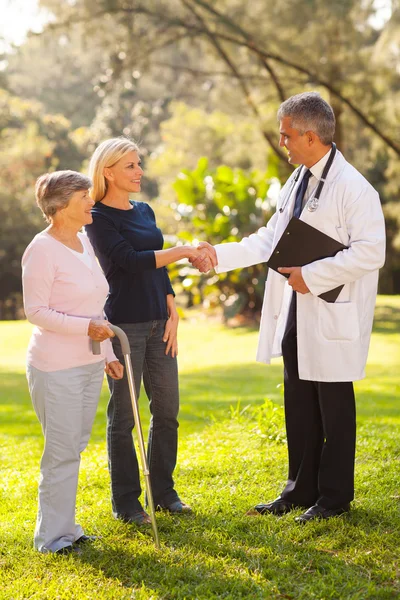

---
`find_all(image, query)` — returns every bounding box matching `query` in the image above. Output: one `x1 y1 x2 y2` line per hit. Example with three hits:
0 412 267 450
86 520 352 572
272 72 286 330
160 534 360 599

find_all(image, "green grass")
0 296 399 599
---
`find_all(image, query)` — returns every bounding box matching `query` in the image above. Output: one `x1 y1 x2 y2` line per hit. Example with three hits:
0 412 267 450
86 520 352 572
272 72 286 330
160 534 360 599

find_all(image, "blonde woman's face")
105 150 144 193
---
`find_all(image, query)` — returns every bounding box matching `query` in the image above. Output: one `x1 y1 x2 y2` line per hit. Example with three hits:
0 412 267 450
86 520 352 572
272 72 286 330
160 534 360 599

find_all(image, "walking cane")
92 325 160 550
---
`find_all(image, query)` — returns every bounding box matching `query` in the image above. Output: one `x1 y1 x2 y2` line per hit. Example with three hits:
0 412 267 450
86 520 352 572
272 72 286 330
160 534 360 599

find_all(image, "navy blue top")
85 201 174 324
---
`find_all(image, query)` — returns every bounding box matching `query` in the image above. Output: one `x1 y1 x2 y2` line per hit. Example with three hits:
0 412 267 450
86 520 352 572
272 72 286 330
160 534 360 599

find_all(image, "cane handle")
109 325 131 355
91 340 101 355
91 325 131 356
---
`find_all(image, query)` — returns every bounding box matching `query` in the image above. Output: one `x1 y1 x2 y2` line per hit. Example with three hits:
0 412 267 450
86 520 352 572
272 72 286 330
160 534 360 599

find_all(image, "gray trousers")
26 361 104 552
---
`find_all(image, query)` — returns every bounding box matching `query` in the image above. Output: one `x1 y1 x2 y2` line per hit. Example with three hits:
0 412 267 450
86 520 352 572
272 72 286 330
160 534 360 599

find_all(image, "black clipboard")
267 217 348 303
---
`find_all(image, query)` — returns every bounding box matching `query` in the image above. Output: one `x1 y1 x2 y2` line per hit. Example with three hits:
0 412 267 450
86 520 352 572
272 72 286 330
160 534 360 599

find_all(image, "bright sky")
0 0 392 53
370 0 392 29
0 0 52 52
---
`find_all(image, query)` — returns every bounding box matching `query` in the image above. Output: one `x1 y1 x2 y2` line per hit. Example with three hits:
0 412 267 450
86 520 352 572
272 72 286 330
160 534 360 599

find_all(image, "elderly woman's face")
106 150 144 193
61 189 94 226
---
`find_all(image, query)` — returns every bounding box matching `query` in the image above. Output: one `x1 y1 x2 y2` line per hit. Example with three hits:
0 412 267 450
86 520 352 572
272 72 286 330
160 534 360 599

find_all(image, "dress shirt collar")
308 146 332 181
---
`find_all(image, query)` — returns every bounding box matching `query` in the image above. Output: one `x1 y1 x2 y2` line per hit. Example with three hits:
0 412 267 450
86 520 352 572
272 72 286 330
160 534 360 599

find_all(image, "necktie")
293 169 312 218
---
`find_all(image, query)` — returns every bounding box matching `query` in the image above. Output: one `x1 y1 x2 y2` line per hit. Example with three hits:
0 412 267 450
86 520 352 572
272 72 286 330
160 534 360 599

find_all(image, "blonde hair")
35 170 91 222
88 137 140 202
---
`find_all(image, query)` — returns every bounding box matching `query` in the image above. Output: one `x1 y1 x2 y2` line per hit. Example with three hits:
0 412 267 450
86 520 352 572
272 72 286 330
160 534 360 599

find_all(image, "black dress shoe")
295 504 350 523
247 498 299 516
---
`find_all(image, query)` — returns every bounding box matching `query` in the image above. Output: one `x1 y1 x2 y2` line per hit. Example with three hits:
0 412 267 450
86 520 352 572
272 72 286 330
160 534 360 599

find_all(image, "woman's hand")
187 246 215 273
155 244 214 270
105 360 124 379
88 319 115 342
193 242 218 271
164 296 179 357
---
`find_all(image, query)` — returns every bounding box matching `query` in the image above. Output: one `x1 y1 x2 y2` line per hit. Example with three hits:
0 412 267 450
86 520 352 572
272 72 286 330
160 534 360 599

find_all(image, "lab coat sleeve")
215 210 279 273
302 186 386 296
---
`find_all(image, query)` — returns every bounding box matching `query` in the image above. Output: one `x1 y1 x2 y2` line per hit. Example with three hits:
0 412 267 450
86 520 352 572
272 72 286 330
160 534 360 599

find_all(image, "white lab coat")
215 150 386 382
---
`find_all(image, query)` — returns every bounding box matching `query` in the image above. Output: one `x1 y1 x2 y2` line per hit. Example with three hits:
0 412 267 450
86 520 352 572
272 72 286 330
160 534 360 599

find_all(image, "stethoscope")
279 142 337 214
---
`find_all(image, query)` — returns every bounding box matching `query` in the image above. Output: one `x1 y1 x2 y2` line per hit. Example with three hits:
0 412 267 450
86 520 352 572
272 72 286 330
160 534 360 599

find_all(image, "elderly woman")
85 137 209 525
22 170 124 554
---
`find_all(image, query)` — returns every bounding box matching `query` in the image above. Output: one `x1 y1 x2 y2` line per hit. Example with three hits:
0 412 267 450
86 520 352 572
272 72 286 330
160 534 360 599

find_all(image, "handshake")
187 242 218 273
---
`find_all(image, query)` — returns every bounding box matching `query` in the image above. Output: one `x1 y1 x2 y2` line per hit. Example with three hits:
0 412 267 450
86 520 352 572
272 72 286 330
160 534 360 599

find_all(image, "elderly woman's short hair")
35 170 92 222
277 92 335 145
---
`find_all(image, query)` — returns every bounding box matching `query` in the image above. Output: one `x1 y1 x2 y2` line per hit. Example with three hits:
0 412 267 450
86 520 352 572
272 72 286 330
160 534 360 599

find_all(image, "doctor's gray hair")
277 92 335 145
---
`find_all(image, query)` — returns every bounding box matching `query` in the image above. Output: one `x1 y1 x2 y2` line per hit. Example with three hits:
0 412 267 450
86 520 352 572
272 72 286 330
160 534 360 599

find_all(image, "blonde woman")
86 138 208 524
22 170 124 553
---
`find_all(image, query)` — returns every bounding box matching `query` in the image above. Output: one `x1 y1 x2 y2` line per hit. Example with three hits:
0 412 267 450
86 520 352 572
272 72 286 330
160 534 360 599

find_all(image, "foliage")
33 0 400 163
170 157 279 317
1 296 399 599
148 101 268 185
0 190 41 320
6 27 103 129
1 0 400 317
0 90 86 318
30 0 400 294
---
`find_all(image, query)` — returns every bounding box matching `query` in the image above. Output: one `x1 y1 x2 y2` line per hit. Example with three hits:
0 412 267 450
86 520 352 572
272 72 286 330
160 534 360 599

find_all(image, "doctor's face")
279 117 311 166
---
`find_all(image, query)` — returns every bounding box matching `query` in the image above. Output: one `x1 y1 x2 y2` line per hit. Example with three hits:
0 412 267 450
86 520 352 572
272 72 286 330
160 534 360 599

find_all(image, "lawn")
0 296 399 599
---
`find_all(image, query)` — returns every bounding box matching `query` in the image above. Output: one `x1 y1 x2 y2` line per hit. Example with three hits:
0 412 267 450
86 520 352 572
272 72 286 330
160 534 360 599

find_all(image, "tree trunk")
330 92 343 152
328 54 343 152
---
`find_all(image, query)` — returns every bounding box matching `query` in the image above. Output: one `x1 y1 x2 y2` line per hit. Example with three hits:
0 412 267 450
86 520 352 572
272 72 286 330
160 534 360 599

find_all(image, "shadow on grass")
1 358 399 441
0 364 283 441
178 363 283 429
71 506 400 599
372 304 400 335
1 353 399 598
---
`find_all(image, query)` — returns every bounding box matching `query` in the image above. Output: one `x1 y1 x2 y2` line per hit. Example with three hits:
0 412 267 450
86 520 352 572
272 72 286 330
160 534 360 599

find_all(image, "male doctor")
193 92 386 522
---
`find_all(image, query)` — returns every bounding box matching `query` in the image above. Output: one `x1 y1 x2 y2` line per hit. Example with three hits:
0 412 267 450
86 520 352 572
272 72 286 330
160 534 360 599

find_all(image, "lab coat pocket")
318 301 359 342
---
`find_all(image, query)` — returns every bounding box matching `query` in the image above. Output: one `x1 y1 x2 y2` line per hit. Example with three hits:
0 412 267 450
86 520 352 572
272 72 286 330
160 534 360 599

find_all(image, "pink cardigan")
22 231 117 372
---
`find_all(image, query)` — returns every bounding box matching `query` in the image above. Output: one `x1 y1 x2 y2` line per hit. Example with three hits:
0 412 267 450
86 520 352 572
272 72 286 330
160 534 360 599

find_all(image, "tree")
35 0 400 160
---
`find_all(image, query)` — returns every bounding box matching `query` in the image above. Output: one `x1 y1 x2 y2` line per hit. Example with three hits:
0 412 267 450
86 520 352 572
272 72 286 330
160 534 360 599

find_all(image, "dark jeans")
107 320 180 517
280 293 356 510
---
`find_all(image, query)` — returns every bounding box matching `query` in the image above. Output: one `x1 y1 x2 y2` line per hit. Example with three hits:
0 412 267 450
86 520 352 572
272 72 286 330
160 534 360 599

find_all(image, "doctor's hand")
278 267 310 294
187 247 212 273
190 242 218 273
